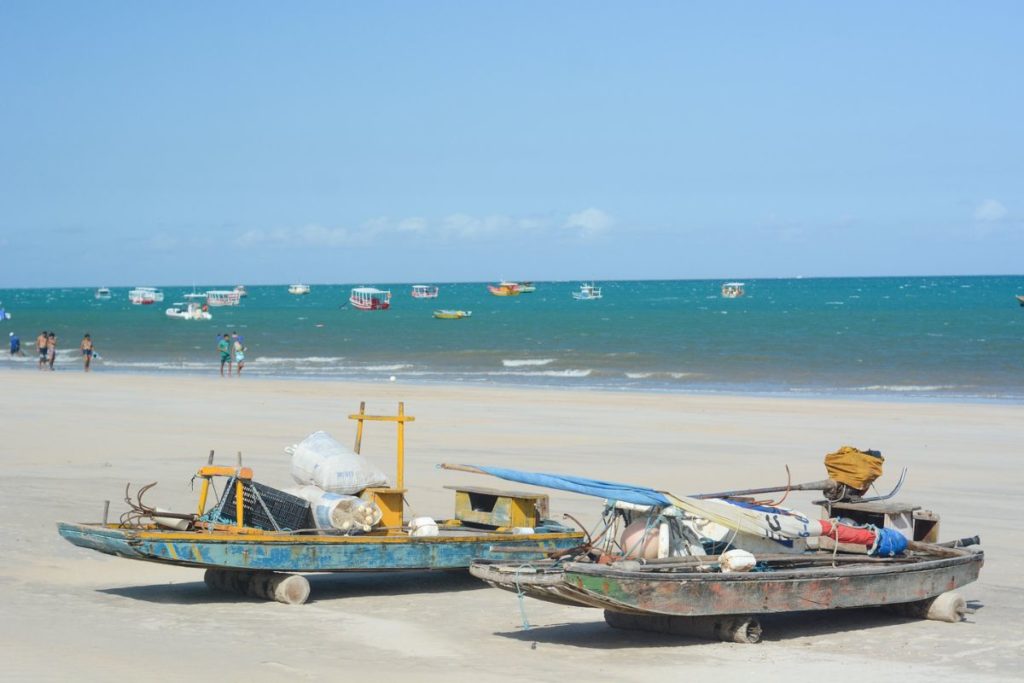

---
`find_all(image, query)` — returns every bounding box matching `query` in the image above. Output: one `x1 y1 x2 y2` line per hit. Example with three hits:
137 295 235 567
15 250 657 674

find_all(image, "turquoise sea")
1 276 1022 400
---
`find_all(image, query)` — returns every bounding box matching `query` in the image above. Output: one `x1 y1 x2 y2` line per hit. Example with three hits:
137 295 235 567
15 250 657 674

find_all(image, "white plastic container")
287 485 382 532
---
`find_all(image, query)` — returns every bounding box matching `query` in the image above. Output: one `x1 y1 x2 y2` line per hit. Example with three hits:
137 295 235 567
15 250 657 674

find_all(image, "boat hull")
562 552 983 616
472 550 983 616
57 522 583 573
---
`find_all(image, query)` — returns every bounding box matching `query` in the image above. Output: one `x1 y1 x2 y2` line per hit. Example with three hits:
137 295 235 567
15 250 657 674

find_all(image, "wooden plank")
442 484 547 499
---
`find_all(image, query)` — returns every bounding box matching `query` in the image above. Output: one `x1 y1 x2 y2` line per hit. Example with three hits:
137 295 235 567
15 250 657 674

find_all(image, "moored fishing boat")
411 284 439 298
349 287 391 310
572 282 602 300
57 403 583 603
488 281 521 296
721 282 745 298
128 286 164 305
433 309 472 319
165 301 212 320
288 283 311 295
94 287 111 300
205 289 242 306
517 282 536 293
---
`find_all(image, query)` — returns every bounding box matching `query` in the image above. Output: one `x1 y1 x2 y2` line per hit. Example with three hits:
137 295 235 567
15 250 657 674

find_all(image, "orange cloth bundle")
824 446 884 493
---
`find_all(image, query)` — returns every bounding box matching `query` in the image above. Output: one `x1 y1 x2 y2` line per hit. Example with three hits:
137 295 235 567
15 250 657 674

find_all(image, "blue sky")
1 2 1021 287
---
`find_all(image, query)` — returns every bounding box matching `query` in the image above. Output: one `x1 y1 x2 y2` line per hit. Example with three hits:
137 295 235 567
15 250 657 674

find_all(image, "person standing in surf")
47 332 57 370
218 333 231 376
80 333 94 372
233 335 246 375
36 330 47 369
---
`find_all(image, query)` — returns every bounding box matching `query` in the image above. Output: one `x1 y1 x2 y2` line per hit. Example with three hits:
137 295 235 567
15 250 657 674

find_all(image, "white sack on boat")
719 549 757 573
409 516 439 537
287 431 389 494
287 485 383 531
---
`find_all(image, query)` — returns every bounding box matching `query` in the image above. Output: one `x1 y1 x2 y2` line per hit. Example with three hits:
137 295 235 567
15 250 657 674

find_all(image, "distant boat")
350 287 391 311
94 287 111 300
233 285 248 298
411 285 439 299
433 309 472 320
488 282 521 297
165 302 212 320
288 284 311 295
572 283 602 300
129 287 164 305
517 282 536 293
206 290 242 307
721 282 745 298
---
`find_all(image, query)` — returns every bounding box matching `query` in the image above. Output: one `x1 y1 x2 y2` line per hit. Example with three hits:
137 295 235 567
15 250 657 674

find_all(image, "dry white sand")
1 371 1021 681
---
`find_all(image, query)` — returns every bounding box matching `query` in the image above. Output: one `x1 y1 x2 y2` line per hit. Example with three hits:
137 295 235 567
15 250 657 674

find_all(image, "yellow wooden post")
397 402 405 490
353 401 366 454
197 479 211 516
235 479 245 528
346 402 415 530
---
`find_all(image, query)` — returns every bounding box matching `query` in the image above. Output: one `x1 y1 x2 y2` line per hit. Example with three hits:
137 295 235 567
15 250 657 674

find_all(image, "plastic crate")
217 478 313 531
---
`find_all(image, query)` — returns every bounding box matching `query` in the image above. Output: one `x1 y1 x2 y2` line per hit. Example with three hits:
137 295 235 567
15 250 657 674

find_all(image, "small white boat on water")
205 290 242 306
165 302 212 320
94 287 112 300
350 287 391 310
233 285 248 298
129 287 164 305
721 282 745 298
411 285 439 298
572 282 602 300
288 284 311 295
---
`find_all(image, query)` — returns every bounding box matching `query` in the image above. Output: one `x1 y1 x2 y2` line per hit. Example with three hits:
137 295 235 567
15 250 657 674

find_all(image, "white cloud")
974 199 1007 222
564 208 613 238
234 208 614 248
234 224 353 247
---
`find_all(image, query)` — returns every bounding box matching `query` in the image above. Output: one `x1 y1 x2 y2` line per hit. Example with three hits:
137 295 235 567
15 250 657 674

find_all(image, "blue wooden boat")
57 519 580 573
57 403 584 602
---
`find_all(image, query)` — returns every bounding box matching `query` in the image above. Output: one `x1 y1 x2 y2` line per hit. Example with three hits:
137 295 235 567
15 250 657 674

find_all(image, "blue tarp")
472 465 672 507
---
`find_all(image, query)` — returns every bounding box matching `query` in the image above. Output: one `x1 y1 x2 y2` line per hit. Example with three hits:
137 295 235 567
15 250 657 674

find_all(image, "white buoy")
389 375 396 382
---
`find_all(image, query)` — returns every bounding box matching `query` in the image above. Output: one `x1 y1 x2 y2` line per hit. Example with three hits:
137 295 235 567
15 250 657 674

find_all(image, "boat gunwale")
562 549 983 582
57 521 582 546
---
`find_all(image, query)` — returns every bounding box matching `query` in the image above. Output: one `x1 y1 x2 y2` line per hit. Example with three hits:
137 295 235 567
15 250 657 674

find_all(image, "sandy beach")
1 370 1021 681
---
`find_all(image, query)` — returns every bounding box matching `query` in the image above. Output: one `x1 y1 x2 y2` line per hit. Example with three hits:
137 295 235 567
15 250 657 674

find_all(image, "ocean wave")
488 369 591 378
502 359 555 367
362 364 413 371
256 356 346 365
854 384 959 393
625 372 652 379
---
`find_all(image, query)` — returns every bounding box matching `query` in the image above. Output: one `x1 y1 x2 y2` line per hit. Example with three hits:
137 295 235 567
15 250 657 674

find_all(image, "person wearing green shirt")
218 333 231 376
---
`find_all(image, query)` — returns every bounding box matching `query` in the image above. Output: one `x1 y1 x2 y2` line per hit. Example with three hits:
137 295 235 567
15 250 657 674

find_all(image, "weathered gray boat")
471 545 983 642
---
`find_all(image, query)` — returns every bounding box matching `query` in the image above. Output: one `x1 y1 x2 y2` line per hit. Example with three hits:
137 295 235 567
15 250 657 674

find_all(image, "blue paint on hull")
57 522 583 572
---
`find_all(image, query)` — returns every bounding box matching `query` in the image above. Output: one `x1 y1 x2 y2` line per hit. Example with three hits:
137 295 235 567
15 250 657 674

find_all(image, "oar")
690 479 833 499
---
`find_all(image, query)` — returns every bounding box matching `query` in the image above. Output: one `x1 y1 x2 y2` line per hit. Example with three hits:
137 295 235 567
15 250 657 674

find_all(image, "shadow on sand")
494 602 986 648
99 569 485 605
